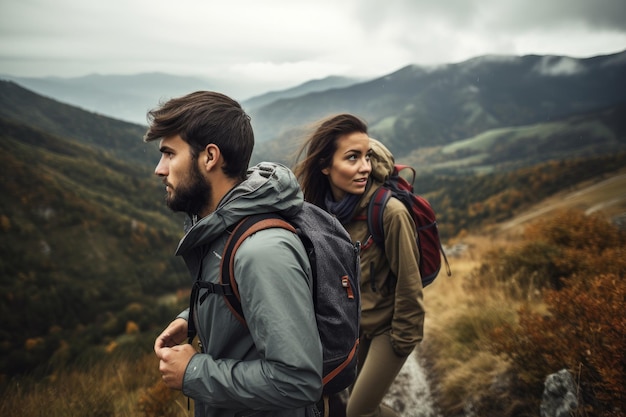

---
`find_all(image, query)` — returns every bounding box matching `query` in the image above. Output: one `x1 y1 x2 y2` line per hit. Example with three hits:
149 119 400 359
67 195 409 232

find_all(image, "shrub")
523 209 626 283
469 241 563 299
489 210 626 416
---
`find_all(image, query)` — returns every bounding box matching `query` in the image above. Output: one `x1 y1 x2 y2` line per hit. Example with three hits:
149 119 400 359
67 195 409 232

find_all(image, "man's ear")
203 144 221 171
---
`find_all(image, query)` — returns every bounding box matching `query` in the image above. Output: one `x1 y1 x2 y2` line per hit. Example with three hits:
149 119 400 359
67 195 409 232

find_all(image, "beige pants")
346 333 408 417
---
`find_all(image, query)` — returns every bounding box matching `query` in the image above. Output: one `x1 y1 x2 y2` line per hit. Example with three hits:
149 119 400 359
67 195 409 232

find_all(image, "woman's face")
322 132 372 201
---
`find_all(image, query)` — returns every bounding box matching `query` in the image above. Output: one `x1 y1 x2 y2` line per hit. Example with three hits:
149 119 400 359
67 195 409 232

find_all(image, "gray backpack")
188 202 361 395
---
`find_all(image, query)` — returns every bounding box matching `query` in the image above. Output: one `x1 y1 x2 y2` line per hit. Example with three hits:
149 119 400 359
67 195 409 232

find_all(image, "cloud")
1 0 625 93
532 56 585 76
356 0 626 32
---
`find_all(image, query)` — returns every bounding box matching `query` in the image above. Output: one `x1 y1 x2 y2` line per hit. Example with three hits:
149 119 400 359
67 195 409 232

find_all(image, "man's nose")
155 157 167 177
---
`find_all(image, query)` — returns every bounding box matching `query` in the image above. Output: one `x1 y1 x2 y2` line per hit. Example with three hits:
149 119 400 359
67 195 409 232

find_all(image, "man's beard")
166 163 212 216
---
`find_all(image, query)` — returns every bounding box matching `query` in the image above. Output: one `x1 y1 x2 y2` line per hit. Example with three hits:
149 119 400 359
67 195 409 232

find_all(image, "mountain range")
249 51 626 166
1 49 625 378
4 50 625 174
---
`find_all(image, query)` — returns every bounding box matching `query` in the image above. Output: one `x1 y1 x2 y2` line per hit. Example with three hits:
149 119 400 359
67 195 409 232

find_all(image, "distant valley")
0 72 363 126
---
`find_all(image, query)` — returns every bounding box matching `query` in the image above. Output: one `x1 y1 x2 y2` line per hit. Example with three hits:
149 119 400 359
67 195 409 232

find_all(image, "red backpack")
364 153 451 287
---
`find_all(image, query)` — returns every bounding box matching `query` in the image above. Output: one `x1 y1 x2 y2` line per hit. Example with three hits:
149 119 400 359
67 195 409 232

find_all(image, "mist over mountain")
0 72 219 125
0 72 362 126
241 75 364 110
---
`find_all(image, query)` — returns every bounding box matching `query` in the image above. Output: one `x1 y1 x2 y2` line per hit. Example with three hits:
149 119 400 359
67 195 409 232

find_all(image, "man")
145 91 323 417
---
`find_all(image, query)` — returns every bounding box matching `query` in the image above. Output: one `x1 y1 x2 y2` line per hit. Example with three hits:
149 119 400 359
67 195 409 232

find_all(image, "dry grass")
0 351 191 417
422 232 546 416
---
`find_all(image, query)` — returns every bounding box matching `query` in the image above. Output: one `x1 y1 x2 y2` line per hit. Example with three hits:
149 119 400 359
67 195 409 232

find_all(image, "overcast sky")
1 0 625 95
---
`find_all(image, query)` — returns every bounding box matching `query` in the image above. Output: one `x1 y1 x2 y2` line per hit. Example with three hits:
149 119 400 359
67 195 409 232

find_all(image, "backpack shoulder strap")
366 186 392 247
220 213 296 325
367 163 417 245
394 164 416 187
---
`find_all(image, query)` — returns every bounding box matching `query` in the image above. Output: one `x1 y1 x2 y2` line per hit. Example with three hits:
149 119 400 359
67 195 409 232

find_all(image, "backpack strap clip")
193 280 235 303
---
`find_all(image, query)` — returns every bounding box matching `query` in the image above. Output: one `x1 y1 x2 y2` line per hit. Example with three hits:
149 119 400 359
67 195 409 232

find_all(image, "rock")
383 351 441 417
540 369 578 417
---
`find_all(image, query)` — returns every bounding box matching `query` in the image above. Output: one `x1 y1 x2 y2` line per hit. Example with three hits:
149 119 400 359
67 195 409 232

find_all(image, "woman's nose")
360 158 372 173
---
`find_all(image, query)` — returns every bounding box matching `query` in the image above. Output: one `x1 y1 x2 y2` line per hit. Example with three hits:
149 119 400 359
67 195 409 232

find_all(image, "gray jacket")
175 163 323 417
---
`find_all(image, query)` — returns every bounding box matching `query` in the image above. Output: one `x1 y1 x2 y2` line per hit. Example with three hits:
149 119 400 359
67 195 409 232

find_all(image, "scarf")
324 192 361 224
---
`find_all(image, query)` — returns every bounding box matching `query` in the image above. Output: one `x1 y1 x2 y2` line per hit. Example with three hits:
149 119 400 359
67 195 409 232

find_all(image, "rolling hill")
498 169 626 232
402 102 626 174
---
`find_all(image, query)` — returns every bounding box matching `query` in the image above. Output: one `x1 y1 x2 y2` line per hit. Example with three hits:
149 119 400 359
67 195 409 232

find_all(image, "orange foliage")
524 209 626 284
125 321 140 334
545 275 626 405
489 210 626 415
524 209 624 253
0 214 10 231
137 380 183 417
105 341 118 354
24 337 44 351
492 274 625 415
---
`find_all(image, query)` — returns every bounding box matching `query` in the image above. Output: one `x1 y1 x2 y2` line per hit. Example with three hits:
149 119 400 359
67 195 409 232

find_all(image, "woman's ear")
320 158 329 175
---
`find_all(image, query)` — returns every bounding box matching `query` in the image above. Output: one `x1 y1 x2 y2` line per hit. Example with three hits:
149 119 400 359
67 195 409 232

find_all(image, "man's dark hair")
144 91 254 181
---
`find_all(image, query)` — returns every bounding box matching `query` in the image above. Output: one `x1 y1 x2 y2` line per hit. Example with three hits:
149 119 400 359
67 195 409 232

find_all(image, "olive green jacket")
343 140 425 357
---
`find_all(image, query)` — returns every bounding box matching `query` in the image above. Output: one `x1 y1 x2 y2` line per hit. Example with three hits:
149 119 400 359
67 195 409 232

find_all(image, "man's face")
155 135 211 215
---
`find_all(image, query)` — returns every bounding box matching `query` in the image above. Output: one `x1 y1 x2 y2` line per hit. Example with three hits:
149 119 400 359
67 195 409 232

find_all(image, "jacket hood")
369 138 395 184
175 162 304 255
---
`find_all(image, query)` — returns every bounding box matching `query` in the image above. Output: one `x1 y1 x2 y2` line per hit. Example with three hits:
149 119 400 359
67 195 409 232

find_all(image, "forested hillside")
0 81 152 166
0 85 189 377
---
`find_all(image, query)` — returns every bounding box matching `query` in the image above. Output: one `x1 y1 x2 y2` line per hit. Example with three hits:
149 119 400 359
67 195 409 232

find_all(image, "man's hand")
156 344 197 390
154 318 195 390
154 318 188 350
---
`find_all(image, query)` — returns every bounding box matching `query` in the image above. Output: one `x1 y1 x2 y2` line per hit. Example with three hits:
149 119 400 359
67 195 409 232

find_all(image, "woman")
294 114 425 417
